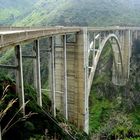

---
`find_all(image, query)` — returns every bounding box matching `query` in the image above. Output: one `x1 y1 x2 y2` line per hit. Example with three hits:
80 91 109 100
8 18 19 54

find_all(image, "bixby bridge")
0 26 139 133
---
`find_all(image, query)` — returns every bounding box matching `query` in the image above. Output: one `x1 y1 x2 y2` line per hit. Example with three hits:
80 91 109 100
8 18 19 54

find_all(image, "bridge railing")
0 26 50 31
0 26 82 31
0 28 80 49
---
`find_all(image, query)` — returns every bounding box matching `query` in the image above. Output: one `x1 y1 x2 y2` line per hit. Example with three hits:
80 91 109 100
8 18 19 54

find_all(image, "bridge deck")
0 27 80 49
0 26 140 49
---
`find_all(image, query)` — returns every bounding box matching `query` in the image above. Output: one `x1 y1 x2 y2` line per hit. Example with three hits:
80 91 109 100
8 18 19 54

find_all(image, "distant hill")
0 0 37 25
1 0 140 26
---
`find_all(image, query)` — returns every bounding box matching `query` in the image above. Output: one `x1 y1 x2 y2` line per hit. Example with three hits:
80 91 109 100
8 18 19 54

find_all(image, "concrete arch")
88 34 124 95
96 34 123 77
86 34 124 133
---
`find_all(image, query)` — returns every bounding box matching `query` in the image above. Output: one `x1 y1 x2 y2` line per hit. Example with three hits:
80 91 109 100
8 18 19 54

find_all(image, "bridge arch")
88 33 124 96
86 33 125 133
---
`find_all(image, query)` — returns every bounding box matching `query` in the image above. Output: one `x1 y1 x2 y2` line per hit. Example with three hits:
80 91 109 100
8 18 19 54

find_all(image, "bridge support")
133 31 138 40
50 36 56 117
122 30 131 81
63 30 89 132
137 31 140 39
66 29 89 132
15 45 25 113
112 30 132 85
83 28 89 133
52 34 68 119
63 35 68 119
50 30 89 133
111 38 123 85
33 40 42 106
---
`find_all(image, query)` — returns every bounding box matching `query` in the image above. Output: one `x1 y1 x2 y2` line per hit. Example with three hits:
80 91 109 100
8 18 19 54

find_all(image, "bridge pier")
33 40 42 106
137 30 140 39
133 30 138 41
50 36 56 117
66 30 88 133
63 35 68 119
49 30 89 133
51 34 68 119
15 45 25 113
122 30 131 81
111 38 123 85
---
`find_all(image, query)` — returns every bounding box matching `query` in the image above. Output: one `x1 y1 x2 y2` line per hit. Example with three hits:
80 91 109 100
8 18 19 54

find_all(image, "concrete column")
93 33 96 66
75 28 89 133
51 36 56 116
111 38 123 85
137 31 140 39
83 28 89 134
115 30 120 38
130 31 133 57
33 40 42 106
52 31 89 133
0 125 2 140
53 35 65 116
63 35 68 119
15 45 25 113
133 30 138 40
122 30 131 81
65 35 78 126
119 30 124 50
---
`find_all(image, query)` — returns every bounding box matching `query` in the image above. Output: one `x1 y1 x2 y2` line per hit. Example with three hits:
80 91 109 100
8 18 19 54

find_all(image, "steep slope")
0 0 37 25
14 0 140 26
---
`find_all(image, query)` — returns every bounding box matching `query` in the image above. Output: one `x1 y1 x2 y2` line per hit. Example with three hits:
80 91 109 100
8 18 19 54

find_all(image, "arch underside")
88 34 124 96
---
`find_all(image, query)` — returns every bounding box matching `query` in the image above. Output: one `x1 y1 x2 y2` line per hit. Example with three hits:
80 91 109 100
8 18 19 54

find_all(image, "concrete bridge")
0 26 139 133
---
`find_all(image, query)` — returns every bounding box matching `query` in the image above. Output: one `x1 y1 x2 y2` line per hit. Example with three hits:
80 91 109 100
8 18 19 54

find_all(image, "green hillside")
13 0 140 26
1 0 140 26
0 0 37 25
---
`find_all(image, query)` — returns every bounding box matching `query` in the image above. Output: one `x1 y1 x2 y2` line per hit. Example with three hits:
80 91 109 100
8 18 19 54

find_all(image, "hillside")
1 0 140 27
0 0 37 25
13 0 140 26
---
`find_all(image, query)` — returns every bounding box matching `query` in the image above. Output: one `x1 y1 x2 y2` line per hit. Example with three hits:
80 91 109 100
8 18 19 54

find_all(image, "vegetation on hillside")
1 0 140 26
0 0 37 25
0 75 89 140
14 0 140 26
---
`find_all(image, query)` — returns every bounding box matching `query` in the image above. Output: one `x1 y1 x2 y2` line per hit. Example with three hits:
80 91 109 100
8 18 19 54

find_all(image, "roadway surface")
0 26 140 49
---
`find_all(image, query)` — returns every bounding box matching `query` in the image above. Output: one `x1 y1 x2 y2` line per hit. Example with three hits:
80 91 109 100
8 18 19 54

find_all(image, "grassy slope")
0 0 37 25
13 0 72 26
14 0 140 26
